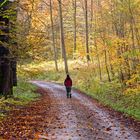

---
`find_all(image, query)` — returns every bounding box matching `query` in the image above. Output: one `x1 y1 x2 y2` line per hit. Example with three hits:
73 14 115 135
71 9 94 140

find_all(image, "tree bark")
95 39 102 81
84 0 90 61
72 0 77 53
104 49 111 82
50 0 59 71
58 0 69 74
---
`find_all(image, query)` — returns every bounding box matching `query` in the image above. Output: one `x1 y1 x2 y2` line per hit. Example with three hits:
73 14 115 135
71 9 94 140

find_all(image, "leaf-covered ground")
0 88 57 139
0 81 140 139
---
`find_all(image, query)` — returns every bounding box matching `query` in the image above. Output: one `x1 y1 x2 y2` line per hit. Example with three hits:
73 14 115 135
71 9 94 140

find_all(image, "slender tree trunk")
89 0 94 62
128 0 139 70
58 0 69 74
112 1 125 83
49 0 58 71
84 0 90 61
104 49 111 82
90 0 93 30
95 39 102 81
72 0 77 53
93 0 102 81
97 0 111 81
26 0 35 35
108 50 115 78
128 0 140 52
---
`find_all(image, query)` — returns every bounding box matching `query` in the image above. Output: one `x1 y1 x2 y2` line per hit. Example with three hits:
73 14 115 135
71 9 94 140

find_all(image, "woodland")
18 0 140 119
0 0 140 123
0 0 140 139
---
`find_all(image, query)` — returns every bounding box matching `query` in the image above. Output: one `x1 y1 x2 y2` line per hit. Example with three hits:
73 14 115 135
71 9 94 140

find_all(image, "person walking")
64 74 72 98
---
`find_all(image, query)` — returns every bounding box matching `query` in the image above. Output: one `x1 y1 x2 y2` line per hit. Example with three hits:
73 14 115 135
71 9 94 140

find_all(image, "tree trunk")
108 50 115 79
58 0 69 74
72 0 77 53
84 0 90 61
90 0 93 30
93 0 102 81
50 0 58 71
95 40 102 81
104 50 111 82
1 59 11 99
97 0 111 82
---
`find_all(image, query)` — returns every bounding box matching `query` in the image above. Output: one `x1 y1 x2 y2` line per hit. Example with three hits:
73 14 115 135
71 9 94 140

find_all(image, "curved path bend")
32 81 140 140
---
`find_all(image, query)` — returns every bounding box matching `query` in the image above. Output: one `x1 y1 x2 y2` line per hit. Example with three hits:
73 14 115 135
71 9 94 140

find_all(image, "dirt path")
0 81 140 140
31 81 140 140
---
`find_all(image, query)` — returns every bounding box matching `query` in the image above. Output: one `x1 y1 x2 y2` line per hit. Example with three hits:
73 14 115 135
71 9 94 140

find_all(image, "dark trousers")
66 86 71 98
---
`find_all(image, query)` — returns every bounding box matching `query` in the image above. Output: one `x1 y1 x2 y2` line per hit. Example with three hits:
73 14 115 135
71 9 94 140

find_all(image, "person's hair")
67 74 70 79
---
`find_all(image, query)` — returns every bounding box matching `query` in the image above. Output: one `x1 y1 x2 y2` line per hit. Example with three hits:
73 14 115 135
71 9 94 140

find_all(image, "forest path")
0 81 139 140
31 81 139 140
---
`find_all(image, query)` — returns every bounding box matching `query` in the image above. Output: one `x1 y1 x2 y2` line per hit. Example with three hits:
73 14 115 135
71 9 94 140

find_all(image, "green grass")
13 81 40 103
0 81 40 120
18 60 140 120
77 80 140 120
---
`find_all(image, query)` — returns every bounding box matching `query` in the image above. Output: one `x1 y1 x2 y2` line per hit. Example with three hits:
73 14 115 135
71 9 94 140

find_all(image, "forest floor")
0 81 140 140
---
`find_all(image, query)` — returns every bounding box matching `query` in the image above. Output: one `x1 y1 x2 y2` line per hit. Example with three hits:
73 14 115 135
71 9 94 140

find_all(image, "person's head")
66 74 70 79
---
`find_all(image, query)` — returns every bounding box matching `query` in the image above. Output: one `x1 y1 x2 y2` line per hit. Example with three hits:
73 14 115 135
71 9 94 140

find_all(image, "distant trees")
16 0 139 87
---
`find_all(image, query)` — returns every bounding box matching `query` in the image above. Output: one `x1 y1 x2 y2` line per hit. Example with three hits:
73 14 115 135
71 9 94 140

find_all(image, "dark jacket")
64 75 72 87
